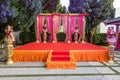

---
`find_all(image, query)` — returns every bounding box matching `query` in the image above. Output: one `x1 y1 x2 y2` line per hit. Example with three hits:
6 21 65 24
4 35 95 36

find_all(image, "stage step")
51 52 70 62
46 51 76 69
51 56 70 62
52 52 70 56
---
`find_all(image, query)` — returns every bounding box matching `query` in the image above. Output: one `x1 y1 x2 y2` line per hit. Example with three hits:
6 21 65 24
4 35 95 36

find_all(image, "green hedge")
19 31 36 44
92 33 108 46
19 31 108 46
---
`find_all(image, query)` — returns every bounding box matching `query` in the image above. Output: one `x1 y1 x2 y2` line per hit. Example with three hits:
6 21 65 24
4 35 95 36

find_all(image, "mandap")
35 13 88 43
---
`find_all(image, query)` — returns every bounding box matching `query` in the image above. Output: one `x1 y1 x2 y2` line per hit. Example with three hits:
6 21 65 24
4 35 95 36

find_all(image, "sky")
60 0 69 8
60 0 120 8
113 0 120 8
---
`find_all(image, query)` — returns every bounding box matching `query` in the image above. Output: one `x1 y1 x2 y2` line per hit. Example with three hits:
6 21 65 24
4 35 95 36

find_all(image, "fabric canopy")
36 14 88 42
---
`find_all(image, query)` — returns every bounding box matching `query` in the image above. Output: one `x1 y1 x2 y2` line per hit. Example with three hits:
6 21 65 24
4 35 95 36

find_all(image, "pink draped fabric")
37 15 43 42
116 32 120 50
62 15 68 41
38 16 43 33
37 15 53 42
37 14 84 43
47 15 53 42
78 16 83 41
69 16 83 42
116 40 120 50
69 16 75 41
53 15 60 42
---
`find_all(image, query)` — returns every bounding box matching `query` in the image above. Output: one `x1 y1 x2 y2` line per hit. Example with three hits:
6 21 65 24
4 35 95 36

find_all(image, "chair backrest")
56 32 66 42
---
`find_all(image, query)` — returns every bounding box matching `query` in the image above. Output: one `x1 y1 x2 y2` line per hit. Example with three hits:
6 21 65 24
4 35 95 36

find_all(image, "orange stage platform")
12 42 109 69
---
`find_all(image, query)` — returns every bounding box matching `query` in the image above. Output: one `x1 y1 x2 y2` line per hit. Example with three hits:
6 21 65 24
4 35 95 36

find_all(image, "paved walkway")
0 51 120 80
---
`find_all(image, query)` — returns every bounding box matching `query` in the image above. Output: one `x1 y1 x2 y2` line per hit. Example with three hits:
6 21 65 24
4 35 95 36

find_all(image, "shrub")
19 30 36 44
92 33 108 46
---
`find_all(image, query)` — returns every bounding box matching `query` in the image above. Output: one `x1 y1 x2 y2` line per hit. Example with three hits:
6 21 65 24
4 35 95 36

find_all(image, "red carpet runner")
46 51 76 69
51 52 70 62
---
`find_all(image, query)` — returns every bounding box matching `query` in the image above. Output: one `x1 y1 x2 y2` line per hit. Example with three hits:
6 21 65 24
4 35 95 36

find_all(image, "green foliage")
56 3 68 13
86 0 115 42
12 0 42 29
92 33 108 46
56 4 62 13
0 0 42 42
0 24 6 42
42 0 59 13
69 0 115 42
19 30 36 44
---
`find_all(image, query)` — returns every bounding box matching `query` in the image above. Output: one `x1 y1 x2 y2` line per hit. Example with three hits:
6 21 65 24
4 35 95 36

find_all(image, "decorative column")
67 16 71 43
74 18 79 43
108 42 115 63
43 24 48 43
43 32 47 43
74 32 78 43
35 17 40 43
81 16 86 43
107 27 116 63
52 16 56 43
4 25 14 64
5 41 14 64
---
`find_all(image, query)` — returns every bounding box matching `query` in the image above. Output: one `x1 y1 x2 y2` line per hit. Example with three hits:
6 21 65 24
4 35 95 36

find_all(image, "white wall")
115 7 120 18
98 7 120 33
99 23 116 33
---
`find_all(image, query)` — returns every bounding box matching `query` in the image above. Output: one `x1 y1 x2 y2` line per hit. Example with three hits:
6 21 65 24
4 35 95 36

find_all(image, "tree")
60 6 68 13
0 0 15 41
56 3 62 13
0 0 42 41
42 0 59 13
68 0 86 13
68 0 115 43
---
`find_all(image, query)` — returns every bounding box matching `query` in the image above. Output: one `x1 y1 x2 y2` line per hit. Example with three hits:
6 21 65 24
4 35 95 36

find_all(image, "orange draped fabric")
12 42 109 63
70 50 109 62
12 50 51 62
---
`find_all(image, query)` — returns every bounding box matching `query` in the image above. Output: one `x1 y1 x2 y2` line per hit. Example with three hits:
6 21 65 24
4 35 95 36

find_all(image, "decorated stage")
12 42 109 69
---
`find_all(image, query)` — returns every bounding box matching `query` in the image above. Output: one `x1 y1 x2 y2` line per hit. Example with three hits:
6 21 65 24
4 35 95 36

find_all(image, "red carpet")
51 52 70 62
51 56 70 62
14 42 107 51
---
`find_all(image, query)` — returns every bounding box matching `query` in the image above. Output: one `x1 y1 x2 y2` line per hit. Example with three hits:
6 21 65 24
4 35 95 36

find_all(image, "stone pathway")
0 51 120 80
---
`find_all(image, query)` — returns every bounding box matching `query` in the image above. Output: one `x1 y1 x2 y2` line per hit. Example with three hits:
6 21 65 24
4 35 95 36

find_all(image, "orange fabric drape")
12 50 109 62
70 50 109 62
12 50 51 62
